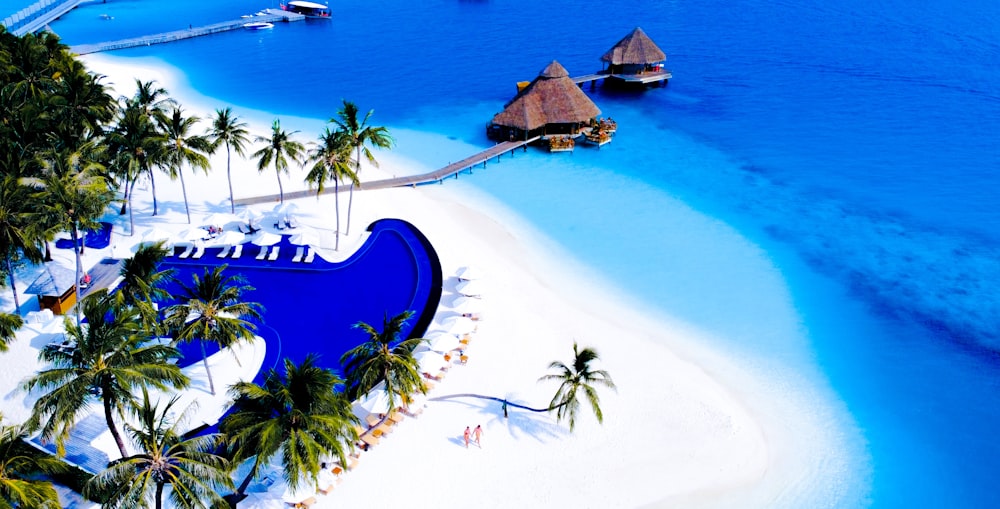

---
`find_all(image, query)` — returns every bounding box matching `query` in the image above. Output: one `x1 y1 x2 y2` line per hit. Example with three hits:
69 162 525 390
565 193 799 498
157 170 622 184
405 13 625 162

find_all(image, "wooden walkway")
70 9 302 55
572 71 672 85
2 0 83 36
234 137 539 206
80 258 123 300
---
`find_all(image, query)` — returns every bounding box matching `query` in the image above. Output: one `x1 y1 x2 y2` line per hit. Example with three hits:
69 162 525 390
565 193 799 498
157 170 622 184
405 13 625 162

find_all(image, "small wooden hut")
600 27 671 85
487 60 601 142
25 264 78 315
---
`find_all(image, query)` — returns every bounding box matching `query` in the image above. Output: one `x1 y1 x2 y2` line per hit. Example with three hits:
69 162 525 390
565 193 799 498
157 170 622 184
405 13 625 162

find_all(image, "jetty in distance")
70 9 303 55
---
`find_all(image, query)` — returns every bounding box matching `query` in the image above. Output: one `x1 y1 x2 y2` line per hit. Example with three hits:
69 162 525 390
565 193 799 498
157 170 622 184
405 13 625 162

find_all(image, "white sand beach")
0 53 860 508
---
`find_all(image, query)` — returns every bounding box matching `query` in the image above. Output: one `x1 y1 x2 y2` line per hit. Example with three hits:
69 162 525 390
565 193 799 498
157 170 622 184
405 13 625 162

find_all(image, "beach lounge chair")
292 496 317 508
191 246 205 259
178 245 195 258
255 246 268 260
292 246 304 262
358 433 379 448
460 354 469 365
365 414 381 427
231 244 243 259
268 245 280 261
216 245 231 258
388 410 405 424
304 247 315 263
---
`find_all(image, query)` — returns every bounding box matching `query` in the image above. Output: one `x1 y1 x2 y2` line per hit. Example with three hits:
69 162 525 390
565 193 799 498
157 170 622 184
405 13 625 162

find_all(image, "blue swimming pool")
160 218 443 384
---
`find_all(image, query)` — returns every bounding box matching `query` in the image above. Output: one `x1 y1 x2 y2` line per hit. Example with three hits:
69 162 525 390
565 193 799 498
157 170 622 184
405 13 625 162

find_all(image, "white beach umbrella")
425 332 461 352
357 389 391 416
288 231 319 246
214 230 245 246
202 211 236 227
456 265 485 281
451 295 482 314
236 207 263 222
441 315 476 335
251 231 282 246
455 279 485 297
414 349 448 373
177 227 208 242
273 202 299 216
140 227 175 244
278 478 317 506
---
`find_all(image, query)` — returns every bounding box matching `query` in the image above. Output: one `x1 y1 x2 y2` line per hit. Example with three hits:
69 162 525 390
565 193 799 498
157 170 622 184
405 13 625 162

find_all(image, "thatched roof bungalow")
487 60 601 141
601 27 667 76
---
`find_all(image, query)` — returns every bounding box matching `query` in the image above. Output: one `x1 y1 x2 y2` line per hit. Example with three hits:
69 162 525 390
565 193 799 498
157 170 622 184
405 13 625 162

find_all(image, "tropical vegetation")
222 354 358 501
340 310 426 410
0 415 65 509
330 100 393 236
252 119 304 205
164 266 263 395
85 389 232 509
305 127 357 250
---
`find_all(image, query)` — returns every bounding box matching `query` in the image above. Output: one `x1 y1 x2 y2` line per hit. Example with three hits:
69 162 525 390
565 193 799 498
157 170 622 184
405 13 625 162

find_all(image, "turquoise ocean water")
28 0 1000 506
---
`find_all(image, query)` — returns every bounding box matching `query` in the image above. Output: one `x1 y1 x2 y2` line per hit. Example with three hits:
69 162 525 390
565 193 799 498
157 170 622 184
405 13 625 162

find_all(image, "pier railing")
2 0 83 36
234 137 540 206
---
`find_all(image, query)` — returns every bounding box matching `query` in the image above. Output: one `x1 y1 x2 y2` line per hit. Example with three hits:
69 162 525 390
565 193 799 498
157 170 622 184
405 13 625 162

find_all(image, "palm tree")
330 100 394 235
128 80 173 217
48 55 115 152
85 389 232 509
0 313 23 352
340 310 425 410
538 342 616 432
207 107 251 214
24 291 189 458
0 417 66 509
252 119 304 205
164 266 263 396
24 149 114 326
116 241 174 331
0 175 44 314
222 354 358 501
105 101 165 234
160 107 211 224
305 127 358 251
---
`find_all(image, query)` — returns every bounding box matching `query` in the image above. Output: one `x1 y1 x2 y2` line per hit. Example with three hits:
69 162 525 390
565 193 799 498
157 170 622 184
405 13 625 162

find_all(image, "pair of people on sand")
463 425 483 448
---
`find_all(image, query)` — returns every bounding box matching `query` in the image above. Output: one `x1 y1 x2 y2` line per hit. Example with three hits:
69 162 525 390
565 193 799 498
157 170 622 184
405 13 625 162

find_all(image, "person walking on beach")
473 424 483 447
463 426 471 448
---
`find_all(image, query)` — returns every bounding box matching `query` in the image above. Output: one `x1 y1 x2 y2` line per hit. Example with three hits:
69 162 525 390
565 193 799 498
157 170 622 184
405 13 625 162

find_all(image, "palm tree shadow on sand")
432 395 567 445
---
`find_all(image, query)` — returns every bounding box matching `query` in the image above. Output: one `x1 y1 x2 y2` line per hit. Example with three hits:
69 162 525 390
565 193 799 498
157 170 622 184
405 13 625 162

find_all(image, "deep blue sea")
24 0 1000 506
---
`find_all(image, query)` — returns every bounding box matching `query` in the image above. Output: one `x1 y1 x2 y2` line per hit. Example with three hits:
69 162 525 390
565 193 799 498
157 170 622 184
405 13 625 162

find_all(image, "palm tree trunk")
128 187 135 236
429 393 562 416
226 143 235 214
235 456 262 497
150 168 159 216
5 255 20 315
119 177 130 215
44 241 52 262
334 179 340 251
179 166 191 224
201 341 216 395
155 482 164 509
345 182 354 236
71 223 83 328
102 381 130 457
275 168 284 204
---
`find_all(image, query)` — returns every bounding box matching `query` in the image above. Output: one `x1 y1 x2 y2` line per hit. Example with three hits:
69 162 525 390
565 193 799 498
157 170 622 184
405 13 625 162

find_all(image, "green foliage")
222 354 358 497
0 419 66 509
85 389 232 509
252 119 305 204
24 291 189 458
164 266 263 395
538 342 616 432
340 310 426 408
207 107 251 214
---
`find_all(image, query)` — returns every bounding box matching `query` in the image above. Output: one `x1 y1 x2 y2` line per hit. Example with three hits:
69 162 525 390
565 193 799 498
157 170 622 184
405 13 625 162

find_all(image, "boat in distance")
243 22 274 30
280 1 331 17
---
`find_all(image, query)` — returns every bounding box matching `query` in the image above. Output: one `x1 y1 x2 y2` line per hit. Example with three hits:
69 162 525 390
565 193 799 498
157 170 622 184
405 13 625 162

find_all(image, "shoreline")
0 52 861 507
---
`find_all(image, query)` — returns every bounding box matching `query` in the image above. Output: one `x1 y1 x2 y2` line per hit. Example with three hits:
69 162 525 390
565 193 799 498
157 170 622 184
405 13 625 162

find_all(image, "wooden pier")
234 137 540 206
70 9 302 55
572 70 672 86
2 0 84 36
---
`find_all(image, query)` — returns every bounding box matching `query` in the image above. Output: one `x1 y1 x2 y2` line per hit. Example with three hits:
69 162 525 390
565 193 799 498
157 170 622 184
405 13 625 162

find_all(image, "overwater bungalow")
487 60 601 142
600 27 671 86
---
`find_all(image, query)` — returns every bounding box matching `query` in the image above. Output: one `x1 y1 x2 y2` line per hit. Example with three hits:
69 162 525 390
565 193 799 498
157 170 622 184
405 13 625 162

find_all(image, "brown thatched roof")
601 27 666 65
491 61 601 131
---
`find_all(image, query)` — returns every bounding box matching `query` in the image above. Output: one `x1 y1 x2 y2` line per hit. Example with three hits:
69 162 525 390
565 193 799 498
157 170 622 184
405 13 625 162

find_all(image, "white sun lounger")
291 246 304 263
304 247 315 263
255 246 268 260
216 245 232 258
178 245 194 259
231 244 243 259
267 245 280 261
191 246 205 259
